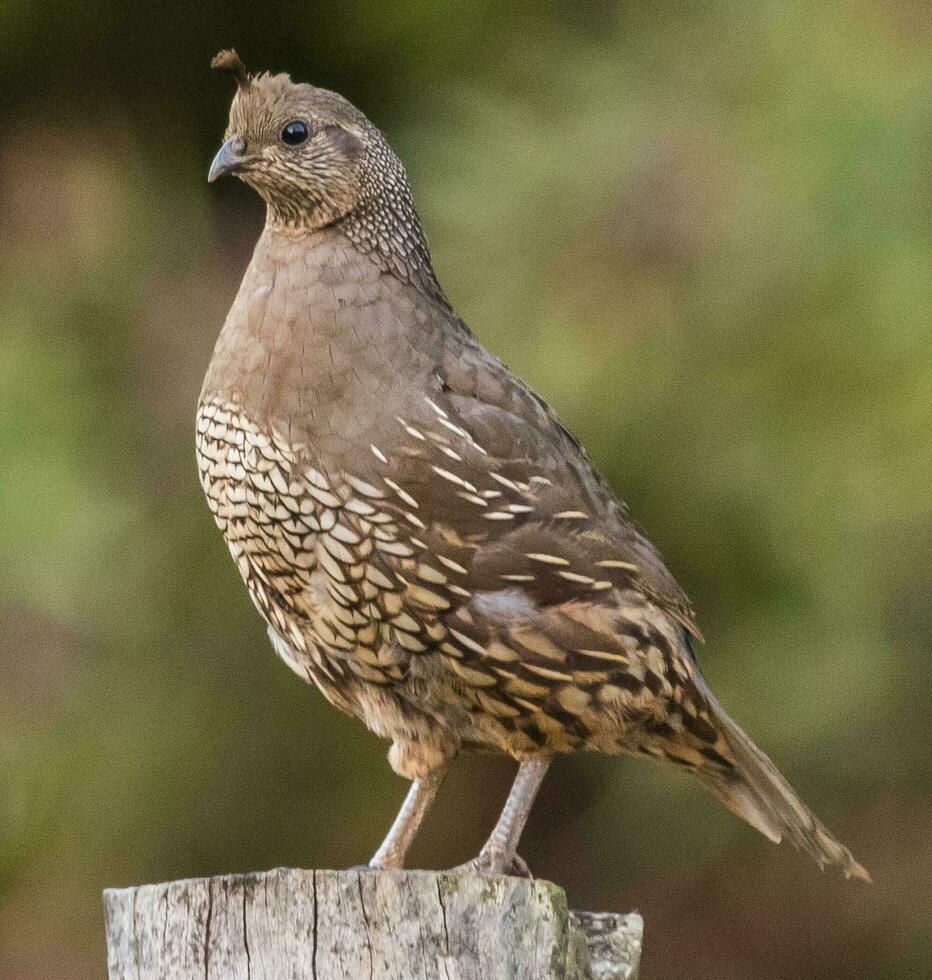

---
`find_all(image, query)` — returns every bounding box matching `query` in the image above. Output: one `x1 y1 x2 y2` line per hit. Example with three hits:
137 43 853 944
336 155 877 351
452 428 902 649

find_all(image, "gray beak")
208 135 250 183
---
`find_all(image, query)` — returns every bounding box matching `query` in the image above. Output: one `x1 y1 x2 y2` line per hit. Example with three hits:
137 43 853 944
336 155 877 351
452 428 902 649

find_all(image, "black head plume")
211 49 251 90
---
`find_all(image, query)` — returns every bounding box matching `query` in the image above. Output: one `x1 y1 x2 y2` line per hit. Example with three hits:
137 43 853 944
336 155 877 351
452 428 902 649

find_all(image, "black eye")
281 120 310 146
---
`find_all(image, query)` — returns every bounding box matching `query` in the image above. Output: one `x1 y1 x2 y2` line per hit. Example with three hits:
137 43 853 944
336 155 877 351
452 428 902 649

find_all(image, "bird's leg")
454 757 551 875
368 768 446 869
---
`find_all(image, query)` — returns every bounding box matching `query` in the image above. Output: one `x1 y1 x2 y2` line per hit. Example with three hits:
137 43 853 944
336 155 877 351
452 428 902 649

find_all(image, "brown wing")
368 326 701 641
350 341 714 756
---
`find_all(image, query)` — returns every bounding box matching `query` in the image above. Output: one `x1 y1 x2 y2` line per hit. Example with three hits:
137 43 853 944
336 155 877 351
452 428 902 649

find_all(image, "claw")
509 853 533 879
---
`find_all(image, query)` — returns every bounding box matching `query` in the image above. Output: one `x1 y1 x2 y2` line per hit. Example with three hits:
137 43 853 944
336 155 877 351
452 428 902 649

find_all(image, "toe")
451 850 510 875
509 854 533 878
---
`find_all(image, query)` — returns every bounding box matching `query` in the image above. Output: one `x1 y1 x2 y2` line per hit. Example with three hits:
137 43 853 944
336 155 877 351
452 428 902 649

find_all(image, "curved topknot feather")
211 48 251 89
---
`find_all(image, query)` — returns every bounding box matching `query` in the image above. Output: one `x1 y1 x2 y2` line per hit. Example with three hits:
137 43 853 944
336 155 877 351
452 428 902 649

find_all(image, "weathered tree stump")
103 868 642 979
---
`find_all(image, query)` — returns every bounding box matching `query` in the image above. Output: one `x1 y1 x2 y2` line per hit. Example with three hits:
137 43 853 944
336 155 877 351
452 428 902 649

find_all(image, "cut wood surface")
104 868 642 979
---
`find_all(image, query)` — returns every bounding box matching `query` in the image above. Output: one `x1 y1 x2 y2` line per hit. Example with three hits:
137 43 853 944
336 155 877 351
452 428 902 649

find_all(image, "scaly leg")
455 757 551 875
368 768 446 868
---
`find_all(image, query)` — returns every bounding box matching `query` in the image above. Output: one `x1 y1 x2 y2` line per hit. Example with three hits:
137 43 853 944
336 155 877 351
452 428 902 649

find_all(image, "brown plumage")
199 50 869 881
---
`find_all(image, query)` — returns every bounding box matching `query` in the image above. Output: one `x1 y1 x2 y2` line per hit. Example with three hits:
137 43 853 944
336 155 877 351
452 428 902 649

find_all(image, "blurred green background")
1 2 930 977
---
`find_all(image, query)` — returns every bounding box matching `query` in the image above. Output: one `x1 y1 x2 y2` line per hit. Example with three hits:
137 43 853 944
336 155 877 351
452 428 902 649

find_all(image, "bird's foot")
451 851 532 878
348 859 404 872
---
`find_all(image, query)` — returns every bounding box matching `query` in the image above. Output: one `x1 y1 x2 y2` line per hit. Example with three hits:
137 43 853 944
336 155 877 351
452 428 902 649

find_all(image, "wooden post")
103 868 642 979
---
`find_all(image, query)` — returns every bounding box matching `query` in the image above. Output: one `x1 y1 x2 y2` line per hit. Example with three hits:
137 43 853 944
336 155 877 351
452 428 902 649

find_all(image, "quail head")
198 49 869 881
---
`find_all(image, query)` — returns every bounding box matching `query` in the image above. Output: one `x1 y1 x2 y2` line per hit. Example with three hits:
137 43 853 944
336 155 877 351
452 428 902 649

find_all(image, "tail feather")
699 697 871 882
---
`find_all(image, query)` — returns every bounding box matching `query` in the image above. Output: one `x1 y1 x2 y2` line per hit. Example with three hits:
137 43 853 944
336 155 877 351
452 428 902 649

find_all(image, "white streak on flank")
365 565 395 589
529 475 552 486
557 570 595 584
416 562 447 584
447 584 472 598
344 497 377 516
440 446 462 461
507 504 534 514
489 472 521 492
375 539 414 557
415 408 489 455
384 478 418 509
524 663 573 682
448 628 487 656
595 559 638 571
431 466 478 494
345 474 386 499
307 485 342 509
480 489 502 499
322 534 355 565
437 416 469 439
329 523 361 545
408 585 450 610
457 492 487 508
370 444 388 464
483 511 515 520
437 555 469 575
576 648 631 664
525 553 570 566
424 397 449 419
306 468 330 490
510 695 541 713
591 580 614 590
396 417 427 441
405 511 427 529
554 511 588 519
500 574 535 582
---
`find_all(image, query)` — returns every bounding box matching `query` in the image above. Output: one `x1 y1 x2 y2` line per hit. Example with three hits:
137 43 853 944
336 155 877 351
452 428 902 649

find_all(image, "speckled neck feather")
262 127 449 308
329 130 448 309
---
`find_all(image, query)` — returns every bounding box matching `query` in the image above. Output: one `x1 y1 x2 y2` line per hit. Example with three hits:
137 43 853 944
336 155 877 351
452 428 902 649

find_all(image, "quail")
199 49 868 881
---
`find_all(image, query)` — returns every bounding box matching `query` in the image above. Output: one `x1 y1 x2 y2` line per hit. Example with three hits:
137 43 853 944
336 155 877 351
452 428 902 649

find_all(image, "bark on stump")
103 868 642 979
